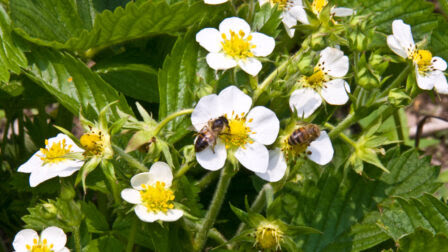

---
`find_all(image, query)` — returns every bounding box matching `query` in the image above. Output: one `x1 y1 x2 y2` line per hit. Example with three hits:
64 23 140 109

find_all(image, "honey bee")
288 124 320 146
195 116 229 153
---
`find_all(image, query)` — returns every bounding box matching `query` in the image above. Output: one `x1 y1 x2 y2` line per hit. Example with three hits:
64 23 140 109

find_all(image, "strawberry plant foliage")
1 0 448 251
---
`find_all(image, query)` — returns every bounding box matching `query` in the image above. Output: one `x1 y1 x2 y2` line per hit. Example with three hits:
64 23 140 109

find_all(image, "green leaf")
81 202 109 233
431 18 448 60
11 0 224 51
83 235 125 252
378 194 448 240
96 64 158 103
0 5 27 82
25 47 132 120
158 30 214 143
269 148 440 252
397 228 448 252
252 3 282 38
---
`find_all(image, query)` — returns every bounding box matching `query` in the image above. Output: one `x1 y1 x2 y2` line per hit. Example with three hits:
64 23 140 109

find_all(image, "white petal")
289 88 322 118
258 0 269 6
284 25 295 38
206 52 237 70
131 172 152 190
290 6 309 24
47 134 83 153
321 79 350 105
319 47 349 77
40 226 67 251
13 229 39 252
392 19 415 50
416 70 436 90
58 248 70 252
17 151 43 173
235 142 269 173
196 28 222 53
53 160 84 177
29 170 58 187
191 94 222 131
281 12 296 37
121 188 142 204
149 162 173 187
219 17 251 38
255 149 287 182
433 71 448 94
134 205 158 222
238 58 262 76
432 56 447 71
218 85 252 116
387 35 408 58
204 0 229 5
250 32 275 57
307 131 333 165
196 140 227 171
246 106 279 145
158 209 184 222
331 7 354 17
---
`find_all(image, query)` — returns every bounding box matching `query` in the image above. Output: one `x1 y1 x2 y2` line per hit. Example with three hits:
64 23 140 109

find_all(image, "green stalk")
328 113 358 139
175 162 195 178
154 109 194 136
324 123 356 147
193 164 234 251
73 227 82 252
126 217 139 252
195 171 220 190
113 144 148 172
379 64 411 98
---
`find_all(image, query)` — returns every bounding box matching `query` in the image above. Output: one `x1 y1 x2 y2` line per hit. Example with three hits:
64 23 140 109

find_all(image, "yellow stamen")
221 30 256 60
301 67 327 90
80 130 105 156
220 112 253 148
140 181 175 213
311 0 328 14
412 49 433 73
26 238 54 252
255 222 283 250
270 0 289 9
38 139 72 164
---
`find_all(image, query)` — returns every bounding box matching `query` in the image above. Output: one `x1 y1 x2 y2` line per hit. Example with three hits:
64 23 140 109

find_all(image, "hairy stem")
324 123 357 147
195 171 220 190
154 109 194 135
73 226 82 252
379 64 411 98
175 161 195 178
113 144 148 172
328 113 358 139
193 164 234 251
126 217 138 252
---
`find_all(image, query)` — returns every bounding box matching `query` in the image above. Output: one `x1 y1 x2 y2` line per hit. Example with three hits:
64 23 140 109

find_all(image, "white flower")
191 86 280 176
294 0 354 25
121 162 183 223
387 19 448 94
17 133 84 187
13 226 69 252
204 0 228 5
258 0 308 37
196 17 276 76
257 130 334 181
289 47 350 118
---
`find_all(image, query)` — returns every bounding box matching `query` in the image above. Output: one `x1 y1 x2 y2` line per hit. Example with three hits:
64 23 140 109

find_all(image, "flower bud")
255 222 283 250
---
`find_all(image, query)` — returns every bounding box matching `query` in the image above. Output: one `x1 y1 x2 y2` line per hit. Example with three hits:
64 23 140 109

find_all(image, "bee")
288 124 320 146
195 116 229 153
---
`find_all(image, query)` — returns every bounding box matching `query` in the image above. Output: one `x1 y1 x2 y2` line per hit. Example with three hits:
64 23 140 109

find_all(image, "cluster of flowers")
12 0 448 249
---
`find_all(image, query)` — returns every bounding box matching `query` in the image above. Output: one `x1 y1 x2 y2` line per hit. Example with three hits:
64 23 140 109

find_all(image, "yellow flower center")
140 181 175 213
412 49 433 73
270 0 289 9
221 30 256 60
39 139 72 164
26 238 54 252
301 67 328 90
220 112 254 149
311 0 328 14
255 223 283 250
80 130 105 156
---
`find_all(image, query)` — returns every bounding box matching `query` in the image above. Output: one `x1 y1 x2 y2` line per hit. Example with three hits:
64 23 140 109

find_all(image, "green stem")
252 49 305 102
113 144 148 172
195 171 220 190
193 164 234 251
393 110 405 143
328 113 358 139
175 162 195 178
324 123 356 147
73 227 82 252
154 109 194 135
379 64 411 98
126 217 138 252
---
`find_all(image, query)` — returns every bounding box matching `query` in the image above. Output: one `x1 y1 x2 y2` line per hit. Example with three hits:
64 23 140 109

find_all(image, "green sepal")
53 124 82 148
76 156 101 193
